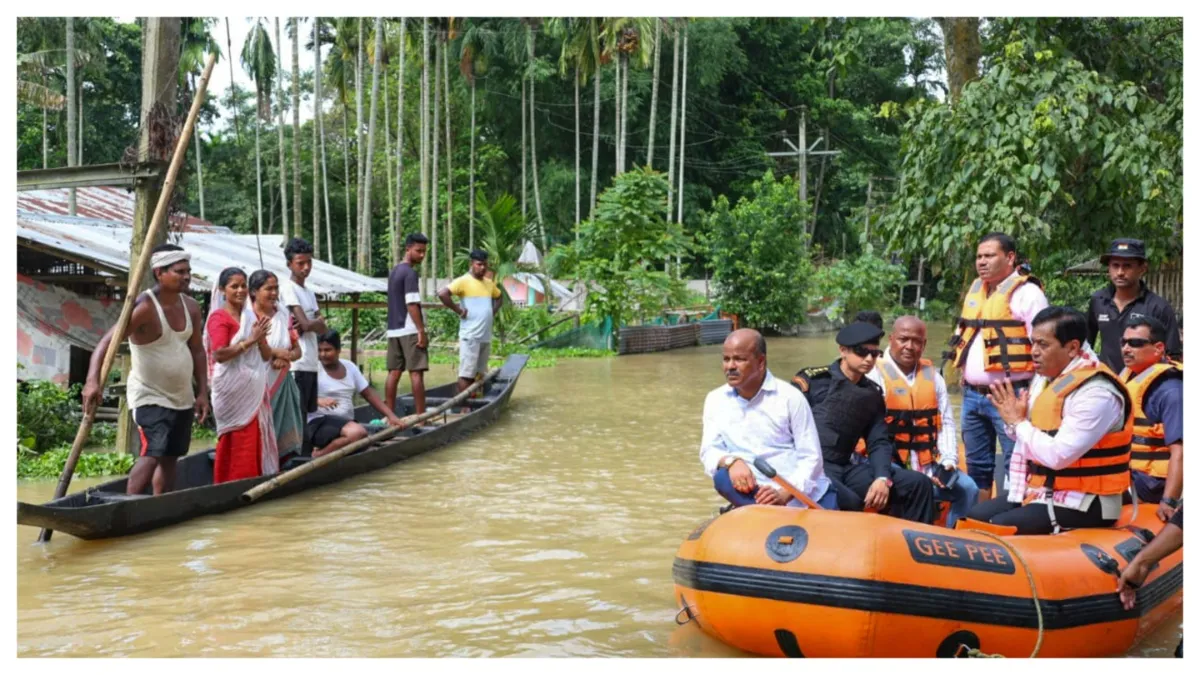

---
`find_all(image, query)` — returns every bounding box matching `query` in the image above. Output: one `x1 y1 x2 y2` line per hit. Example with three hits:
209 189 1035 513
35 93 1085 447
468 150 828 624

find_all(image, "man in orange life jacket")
946 232 1048 499
865 316 980 527
792 322 936 523
1118 316 1182 522
966 307 1133 534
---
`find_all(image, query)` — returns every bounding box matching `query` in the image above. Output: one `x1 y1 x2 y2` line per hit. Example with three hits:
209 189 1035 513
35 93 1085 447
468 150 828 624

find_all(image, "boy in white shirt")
307 331 405 457
279 238 327 416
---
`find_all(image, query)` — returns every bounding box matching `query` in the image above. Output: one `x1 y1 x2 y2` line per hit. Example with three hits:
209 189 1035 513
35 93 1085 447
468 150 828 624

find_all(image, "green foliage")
882 35 1181 271
17 381 81 452
18 445 134 479
702 170 812 329
811 254 906 322
365 344 610 372
571 168 692 328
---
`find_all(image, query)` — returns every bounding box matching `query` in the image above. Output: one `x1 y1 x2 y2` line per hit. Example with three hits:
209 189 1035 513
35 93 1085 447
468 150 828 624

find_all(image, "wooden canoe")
17 354 529 540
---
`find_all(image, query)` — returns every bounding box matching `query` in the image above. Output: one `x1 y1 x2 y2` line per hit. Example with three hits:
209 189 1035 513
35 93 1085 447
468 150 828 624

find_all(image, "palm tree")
311 22 322 261
457 19 494 250
430 30 441 287
382 22 394 246
358 17 384 273
675 19 689 276
313 17 333 263
290 18 303 240
65 17 76 215
603 18 656 173
646 18 662 168
525 19 546 251
443 22 454 280
180 18 221 222
420 18 430 294
547 18 600 237
665 19 680 223
273 18 289 238
225 18 242 143
16 22 66 169
241 19 276 247
355 18 365 254
392 17 407 265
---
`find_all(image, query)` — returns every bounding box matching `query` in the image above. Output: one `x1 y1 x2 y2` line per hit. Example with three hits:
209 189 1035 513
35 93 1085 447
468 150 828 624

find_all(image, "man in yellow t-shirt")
437 250 504 393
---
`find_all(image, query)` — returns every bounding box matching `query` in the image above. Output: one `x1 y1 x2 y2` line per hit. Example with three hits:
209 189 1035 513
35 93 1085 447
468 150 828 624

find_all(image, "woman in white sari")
204 267 279 483
247 270 305 463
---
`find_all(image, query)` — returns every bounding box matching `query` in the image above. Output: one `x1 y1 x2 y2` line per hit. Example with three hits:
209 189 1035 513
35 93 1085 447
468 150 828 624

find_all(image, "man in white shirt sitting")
307 331 405 458
699 329 837 510
966 307 1133 534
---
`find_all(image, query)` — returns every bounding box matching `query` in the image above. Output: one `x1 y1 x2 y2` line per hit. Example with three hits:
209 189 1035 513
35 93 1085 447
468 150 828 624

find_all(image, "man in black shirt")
1086 238 1182 372
385 233 430 414
790 322 936 523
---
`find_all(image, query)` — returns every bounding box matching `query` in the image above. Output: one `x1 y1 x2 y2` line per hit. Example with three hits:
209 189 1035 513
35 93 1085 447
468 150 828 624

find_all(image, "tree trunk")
676 21 688 275
355 18 365 257
255 98 264 251
613 58 621 175
574 66 580 237
666 20 680 222
646 18 662 169
274 18 289 239
292 18 303 239
394 17 407 266
359 17 384 274
66 17 76 216
431 38 441 286
315 17 333 263
938 18 981 105
420 18 430 295
312 56 321 260
383 22 394 244
469 80 476 250
41 76 48 169
620 54 630 173
528 25 546 251
225 18 241 144
77 79 83 165
590 70 600 218
521 74 527 219
194 120 205 221
443 34 453 277
342 71 354 269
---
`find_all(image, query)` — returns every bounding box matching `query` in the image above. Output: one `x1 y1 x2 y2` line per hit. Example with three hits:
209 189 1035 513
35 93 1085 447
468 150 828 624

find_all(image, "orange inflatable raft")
673 503 1182 657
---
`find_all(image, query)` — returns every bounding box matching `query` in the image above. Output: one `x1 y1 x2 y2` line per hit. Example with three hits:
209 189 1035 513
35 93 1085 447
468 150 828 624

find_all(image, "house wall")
16 274 120 385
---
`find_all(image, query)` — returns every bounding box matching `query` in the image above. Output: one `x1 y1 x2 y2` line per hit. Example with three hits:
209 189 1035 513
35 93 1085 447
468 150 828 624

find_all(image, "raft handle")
675 603 697 626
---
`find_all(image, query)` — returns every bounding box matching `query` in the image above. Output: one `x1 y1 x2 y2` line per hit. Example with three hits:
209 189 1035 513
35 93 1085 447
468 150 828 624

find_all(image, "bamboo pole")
38 52 219 544
241 367 502 503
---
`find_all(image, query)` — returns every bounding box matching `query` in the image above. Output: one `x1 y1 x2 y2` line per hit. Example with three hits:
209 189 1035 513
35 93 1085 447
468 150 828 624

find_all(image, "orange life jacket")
944 273 1040 375
1119 361 1183 479
1026 366 1133 495
875 358 941 470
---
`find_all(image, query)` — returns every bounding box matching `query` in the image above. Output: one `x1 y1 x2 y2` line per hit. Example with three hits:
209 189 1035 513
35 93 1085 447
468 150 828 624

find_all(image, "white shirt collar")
725 369 778 400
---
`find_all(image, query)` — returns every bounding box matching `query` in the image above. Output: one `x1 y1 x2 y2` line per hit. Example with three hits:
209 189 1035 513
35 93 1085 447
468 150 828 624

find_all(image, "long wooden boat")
17 354 529 540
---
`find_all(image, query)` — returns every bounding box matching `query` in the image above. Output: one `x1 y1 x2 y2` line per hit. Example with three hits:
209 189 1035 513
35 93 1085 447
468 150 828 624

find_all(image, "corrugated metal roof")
17 212 385 297
17 186 231 233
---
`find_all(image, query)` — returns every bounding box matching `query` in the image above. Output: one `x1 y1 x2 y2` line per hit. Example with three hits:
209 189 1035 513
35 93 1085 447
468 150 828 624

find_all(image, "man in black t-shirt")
385 233 430 414
1086 238 1182 372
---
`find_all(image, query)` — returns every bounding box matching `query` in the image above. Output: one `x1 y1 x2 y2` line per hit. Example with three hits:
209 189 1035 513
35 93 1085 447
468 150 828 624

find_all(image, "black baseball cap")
1100 238 1147 264
836 321 885 348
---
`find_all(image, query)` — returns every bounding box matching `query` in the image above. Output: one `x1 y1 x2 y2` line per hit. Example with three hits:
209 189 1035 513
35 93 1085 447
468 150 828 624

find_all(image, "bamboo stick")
38 53 219 543
241 367 502 504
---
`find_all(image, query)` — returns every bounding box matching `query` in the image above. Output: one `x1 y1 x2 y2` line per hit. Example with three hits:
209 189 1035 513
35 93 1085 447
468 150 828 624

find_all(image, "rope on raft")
957 529 1045 658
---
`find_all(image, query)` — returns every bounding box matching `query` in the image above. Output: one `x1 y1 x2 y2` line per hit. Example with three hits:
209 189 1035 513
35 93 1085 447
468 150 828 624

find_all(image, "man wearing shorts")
385 233 430 414
280 237 328 416
307 331 404 457
438 249 504 395
82 244 210 495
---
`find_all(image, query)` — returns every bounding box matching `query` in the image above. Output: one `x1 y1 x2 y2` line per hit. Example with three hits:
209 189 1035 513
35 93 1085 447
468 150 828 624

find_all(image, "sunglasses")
1121 338 1158 348
851 345 884 359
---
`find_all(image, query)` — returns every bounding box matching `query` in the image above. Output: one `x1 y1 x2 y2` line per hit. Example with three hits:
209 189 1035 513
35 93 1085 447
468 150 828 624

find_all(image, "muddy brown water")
16 327 1181 656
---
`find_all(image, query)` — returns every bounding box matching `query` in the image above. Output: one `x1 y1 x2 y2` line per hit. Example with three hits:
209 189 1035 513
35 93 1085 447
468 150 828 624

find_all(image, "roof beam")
17 162 166 192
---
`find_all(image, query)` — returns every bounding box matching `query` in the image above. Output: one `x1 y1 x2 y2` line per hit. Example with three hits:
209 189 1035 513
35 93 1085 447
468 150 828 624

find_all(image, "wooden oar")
752 457 823 510
241 367 502 504
37 52 219 544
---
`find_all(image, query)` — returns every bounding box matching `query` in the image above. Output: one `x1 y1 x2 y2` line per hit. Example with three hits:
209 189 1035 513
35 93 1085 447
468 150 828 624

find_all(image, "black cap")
836 321 885 348
1100 238 1147 264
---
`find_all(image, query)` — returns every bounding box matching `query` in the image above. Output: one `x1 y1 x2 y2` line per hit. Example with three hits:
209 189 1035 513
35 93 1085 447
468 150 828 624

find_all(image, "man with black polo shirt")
385 233 430 415
1086 238 1182 373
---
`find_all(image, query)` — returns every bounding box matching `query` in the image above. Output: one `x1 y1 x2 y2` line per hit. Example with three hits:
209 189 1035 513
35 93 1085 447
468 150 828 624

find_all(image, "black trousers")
966 495 1114 535
824 461 937 524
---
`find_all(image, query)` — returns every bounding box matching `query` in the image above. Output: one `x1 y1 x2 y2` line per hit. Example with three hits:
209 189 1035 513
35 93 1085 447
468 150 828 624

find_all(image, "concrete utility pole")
119 17 181 456
767 105 840 238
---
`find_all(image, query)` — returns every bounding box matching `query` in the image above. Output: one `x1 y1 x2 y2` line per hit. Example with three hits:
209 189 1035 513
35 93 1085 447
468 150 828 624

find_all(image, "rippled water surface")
16 328 1181 656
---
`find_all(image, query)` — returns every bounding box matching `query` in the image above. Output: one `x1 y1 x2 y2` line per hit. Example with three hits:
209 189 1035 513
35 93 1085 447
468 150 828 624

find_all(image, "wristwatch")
720 456 741 470
1162 496 1181 509
874 476 893 488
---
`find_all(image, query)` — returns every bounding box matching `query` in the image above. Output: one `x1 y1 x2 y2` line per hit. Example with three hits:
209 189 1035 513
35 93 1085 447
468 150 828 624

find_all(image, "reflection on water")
16 330 1181 656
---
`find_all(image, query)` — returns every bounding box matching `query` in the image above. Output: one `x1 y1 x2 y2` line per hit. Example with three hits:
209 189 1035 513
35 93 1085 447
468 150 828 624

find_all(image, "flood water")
16 326 1182 657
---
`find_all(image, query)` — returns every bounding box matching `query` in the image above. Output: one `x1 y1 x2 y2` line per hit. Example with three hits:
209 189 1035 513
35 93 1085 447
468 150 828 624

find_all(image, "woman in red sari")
204 267 278 483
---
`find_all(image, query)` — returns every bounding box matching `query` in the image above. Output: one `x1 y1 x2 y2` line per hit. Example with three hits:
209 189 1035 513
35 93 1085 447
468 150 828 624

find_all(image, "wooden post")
350 296 361 364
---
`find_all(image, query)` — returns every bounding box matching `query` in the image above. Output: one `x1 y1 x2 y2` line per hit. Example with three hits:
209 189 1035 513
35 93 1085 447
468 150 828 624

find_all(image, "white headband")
151 250 191 269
